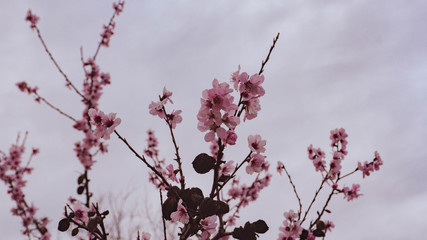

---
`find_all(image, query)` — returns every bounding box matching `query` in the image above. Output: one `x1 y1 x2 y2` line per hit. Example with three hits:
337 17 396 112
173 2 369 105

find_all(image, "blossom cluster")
25 10 39 29
0 139 50 240
246 135 268 174
100 1 125 47
307 128 349 180
144 130 179 190
197 79 240 142
357 151 383 178
88 108 121 140
16 81 40 102
149 87 183 129
231 66 265 121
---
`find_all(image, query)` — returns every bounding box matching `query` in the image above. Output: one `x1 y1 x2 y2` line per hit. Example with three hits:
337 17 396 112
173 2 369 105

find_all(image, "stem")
34 92 76 121
210 139 224 198
161 103 185 189
214 151 252 196
84 170 91 207
300 174 328 224
34 26 86 100
281 163 303 219
113 130 170 188
310 187 336 229
339 168 358 179
93 7 118 61
258 32 280 75
159 190 168 240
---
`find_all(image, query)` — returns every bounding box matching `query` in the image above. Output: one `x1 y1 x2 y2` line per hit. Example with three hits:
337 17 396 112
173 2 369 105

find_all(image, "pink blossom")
220 160 235 176
166 164 178 183
246 153 266 174
277 161 284 175
100 23 115 47
373 151 383 170
330 128 348 155
170 199 189 224
278 219 302 240
200 216 217 240
168 110 182 129
284 210 298 222
68 198 93 223
328 159 342 180
224 130 238 145
88 109 121 140
343 184 362 201
113 1 125 15
197 78 238 142
144 130 159 158
100 72 111 85
139 232 151 240
239 73 265 101
325 220 335 232
162 87 174 104
248 134 266 153
243 97 261 121
25 10 39 29
149 101 166 119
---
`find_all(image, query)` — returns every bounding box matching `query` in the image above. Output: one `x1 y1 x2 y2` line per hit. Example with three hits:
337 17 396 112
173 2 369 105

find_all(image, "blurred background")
1 0 426 239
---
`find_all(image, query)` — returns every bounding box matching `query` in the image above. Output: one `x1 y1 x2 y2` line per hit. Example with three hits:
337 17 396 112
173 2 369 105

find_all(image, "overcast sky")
1 0 426 239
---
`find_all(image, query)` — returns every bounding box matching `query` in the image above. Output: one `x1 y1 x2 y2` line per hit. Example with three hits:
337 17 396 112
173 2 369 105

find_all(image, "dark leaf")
199 197 217 218
167 186 181 198
68 212 75 219
77 186 85 195
252 219 269 234
218 174 230 182
300 229 309 239
216 200 230 215
87 218 98 233
71 228 79 236
192 153 216 174
58 218 70 232
77 174 85 184
162 197 178 220
313 229 325 237
316 220 325 231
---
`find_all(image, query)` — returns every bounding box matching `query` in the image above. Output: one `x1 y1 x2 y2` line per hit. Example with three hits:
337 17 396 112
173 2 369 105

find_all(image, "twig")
159 190 168 240
34 92 77 122
34 26 87 100
281 163 303 219
214 151 252 196
161 102 185 189
93 7 118 61
300 174 328 224
113 130 170 188
258 32 280 75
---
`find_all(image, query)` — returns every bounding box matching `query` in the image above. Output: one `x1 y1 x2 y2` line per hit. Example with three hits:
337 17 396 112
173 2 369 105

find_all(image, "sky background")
1 0 427 239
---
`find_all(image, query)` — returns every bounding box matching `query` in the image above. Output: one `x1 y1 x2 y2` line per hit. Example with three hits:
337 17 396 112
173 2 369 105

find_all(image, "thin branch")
159 190 167 240
339 168 358 179
34 26 87 100
34 92 77 122
93 7 118 61
258 32 280 75
300 174 328 224
113 130 170 188
281 163 303 219
161 102 185 189
214 151 252 196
